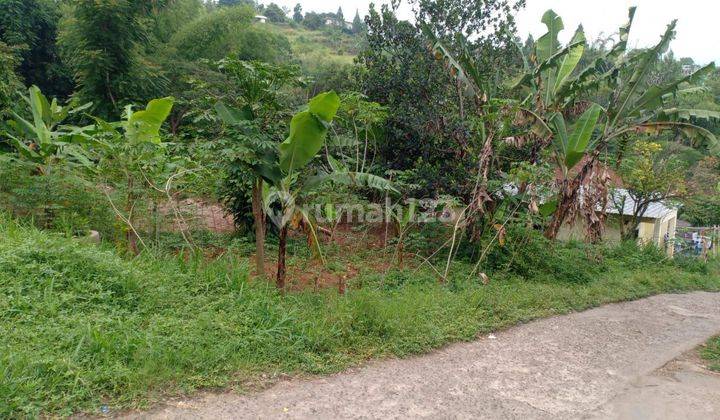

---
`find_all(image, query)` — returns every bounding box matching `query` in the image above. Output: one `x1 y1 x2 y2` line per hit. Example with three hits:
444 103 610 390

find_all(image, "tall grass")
701 337 720 371
1 219 719 416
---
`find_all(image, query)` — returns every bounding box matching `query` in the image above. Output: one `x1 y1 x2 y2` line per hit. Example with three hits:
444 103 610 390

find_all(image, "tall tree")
413 0 525 82
151 0 204 44
336 7 344 23
0 0 73 98
352 10 364 33
302 12 324 30
0 42 21 119
358 4 475 199
264 3 286 23
412 0 525 39
292 3 303 22
58 0 169 117
168 6 291 62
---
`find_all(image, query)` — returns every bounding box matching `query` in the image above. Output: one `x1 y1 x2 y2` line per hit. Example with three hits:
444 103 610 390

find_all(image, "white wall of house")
558 209 678 257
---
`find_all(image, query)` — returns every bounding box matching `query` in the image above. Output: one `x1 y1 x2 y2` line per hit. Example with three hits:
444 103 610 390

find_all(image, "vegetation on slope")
1 1 720 417
1 218 719 417
269 24 360 69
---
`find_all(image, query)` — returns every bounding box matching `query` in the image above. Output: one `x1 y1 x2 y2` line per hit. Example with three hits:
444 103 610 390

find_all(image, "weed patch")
1 221 719 417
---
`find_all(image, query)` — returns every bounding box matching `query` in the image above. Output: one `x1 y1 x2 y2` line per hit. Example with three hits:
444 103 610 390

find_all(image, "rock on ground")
125 292 720 419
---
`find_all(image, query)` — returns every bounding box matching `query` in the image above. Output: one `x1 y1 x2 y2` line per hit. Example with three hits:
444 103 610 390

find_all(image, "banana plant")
217 91 340 288
390 199 417 269
4 85 93 174
428 7 717 242
259 92 398 291
213 59 302 277
508 10 587 110
510 8 717 240
263 91 340 290
550 103 603 176
305 155 398 194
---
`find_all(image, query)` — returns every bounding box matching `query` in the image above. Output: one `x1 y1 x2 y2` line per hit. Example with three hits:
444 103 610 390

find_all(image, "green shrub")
169 7 291 62
0 159 116 237
482 226 602 283
672 255 710 274
701 336 720 371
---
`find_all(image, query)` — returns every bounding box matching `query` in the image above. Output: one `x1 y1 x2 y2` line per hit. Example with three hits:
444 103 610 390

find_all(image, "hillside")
266 23 362 71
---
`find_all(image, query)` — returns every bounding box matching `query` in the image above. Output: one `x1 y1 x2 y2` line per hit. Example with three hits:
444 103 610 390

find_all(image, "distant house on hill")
254 15 267 23
682 64 700 76
323 17 353 30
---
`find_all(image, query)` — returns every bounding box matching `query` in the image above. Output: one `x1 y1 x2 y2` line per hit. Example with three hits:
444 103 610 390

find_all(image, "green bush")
483 226 602 283
169 7 291 62
0 159 116 237
601 240 666 269
672 255 710 274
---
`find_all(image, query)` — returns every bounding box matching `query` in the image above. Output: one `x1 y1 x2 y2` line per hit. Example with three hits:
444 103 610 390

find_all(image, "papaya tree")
334 92 388 173
92 97 175 254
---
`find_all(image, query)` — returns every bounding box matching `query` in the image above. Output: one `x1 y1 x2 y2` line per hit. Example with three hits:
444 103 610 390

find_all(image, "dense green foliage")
359 5 476 198
683 156 720 225
0 0 73 98
58 0 169 117
0 159 114 236
1 1 719 416
2 218 719 416
168 5 290 62
0 41 22 120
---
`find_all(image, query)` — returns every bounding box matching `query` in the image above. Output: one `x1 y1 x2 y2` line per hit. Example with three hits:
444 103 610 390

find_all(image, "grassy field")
701 337 720 371
267 24 359 71
2 220 720 417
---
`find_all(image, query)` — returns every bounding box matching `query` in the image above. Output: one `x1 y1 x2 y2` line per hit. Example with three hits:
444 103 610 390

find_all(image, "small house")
254 15 267 24
558 188 678 255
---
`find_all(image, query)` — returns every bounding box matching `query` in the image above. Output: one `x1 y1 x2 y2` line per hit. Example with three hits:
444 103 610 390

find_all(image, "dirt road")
127 292 720 419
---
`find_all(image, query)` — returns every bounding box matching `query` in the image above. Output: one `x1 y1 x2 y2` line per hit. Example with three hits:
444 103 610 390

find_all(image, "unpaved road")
126 292 720 419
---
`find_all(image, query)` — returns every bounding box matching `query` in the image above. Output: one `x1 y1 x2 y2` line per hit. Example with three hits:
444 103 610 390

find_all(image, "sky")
262 0 719 65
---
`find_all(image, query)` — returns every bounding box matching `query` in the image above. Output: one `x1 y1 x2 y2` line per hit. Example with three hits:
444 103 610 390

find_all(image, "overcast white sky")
263 0 719 65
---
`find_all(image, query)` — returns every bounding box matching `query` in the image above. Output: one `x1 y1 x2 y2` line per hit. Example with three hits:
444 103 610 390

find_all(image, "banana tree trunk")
544 198 571 240
545 151 600 240
276 225 288 292
252 179 265 277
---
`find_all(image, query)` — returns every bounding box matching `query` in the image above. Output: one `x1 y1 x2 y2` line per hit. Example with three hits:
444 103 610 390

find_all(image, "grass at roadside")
701 337 720 371
1 220 719 417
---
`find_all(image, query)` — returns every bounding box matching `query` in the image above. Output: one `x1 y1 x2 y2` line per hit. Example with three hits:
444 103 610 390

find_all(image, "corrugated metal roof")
500 184 676 220
606 189 676 219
